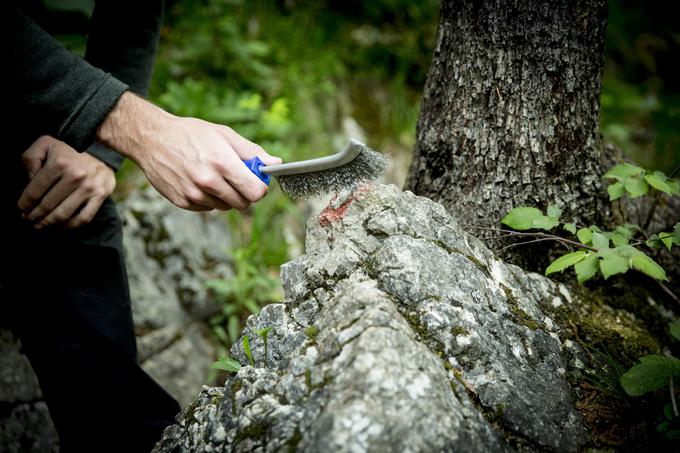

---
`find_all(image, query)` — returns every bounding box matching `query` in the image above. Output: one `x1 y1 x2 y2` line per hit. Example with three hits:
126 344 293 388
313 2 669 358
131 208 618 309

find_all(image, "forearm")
96 91 172 165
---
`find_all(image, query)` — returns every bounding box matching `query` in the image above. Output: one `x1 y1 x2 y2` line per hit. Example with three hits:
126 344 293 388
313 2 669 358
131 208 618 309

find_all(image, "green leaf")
574 253 598 283
603 163 644 182
670 320 680 342
501 207 559 231
646 234 661 249
531 216 560 230
669 179 680 195
545 251 588 276
501 207 543 230
667 429 680 440
620 355 680 396
211 357 241 372
609 233 629 247
599 250 629 279
659 233 674 251
675 223 680 246
607 182 625 201
563 223 577 234
254 326 273 339
631 254 667 281
614 225 636 241
624 176 649 197
577 228 593 245
547 204 562 219
658 421 670 433
591 231 609 249
242 335 254 367
645 171 673 195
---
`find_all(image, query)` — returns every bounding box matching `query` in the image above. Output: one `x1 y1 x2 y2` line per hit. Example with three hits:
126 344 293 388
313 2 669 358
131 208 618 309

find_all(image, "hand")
18 136 116 229
97 92 282 211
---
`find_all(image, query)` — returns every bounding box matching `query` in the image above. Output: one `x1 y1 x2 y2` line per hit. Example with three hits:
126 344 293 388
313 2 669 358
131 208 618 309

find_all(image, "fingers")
220 153 269 204
64 197 102 229
21 135 52 178
39 188 96 229
24 176 79 222
195 175 250 211
17 164 63 214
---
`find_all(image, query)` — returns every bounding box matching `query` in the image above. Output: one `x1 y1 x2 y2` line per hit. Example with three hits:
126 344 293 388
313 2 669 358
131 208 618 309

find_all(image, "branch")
496 237 570 253
464 226 597 252
629 233 675 248
658 281 680 305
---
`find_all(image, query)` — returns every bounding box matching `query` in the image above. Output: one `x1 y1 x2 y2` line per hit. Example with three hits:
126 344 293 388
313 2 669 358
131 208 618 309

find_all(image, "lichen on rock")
153 184 592 452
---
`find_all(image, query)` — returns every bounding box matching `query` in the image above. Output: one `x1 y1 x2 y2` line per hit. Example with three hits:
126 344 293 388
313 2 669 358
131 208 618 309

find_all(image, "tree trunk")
406 0 609 232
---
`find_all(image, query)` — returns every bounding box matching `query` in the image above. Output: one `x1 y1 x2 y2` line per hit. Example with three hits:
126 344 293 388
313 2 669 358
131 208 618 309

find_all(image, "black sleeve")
84 0 164 171
9 8 129 153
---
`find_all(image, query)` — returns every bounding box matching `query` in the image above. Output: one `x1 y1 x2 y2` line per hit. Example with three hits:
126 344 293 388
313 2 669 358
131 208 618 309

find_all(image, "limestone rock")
153 185 590 452
120 187 232 406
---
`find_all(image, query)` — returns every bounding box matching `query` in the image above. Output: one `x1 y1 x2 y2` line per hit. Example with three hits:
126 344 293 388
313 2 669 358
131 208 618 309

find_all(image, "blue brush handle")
243 157 271 185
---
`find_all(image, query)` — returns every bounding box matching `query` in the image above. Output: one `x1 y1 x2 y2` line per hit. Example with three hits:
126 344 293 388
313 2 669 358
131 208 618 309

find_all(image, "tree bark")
406 0 609 231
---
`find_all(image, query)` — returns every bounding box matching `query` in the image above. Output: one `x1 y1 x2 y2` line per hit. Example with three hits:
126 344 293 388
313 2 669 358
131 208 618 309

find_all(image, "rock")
0 328 58 453
153 185 590 453
120 187 232 406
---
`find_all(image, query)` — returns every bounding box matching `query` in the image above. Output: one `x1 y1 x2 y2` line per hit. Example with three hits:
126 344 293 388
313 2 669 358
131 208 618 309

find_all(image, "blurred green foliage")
601 0 680 173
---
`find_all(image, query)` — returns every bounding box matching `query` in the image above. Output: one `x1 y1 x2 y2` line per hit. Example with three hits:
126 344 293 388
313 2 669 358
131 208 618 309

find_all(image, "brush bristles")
277 147 388 199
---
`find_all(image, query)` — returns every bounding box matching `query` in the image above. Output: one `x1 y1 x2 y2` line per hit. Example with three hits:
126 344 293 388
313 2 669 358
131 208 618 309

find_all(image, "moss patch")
501 284 539 330
234 421 269 445
304 325 319 339
450 325 470 337
465 254 491 278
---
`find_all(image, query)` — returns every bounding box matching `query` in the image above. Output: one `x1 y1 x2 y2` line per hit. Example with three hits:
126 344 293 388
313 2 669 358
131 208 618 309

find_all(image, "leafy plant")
604 163 680 200
211 356 241 373
619 322 680 440
498 164 680 287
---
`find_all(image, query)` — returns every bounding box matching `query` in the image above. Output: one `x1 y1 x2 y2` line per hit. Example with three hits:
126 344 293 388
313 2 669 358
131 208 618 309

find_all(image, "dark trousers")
1 197 180 453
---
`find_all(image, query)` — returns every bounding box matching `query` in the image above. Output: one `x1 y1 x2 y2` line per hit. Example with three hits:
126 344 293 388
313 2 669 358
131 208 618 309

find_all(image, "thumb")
217 126 283 166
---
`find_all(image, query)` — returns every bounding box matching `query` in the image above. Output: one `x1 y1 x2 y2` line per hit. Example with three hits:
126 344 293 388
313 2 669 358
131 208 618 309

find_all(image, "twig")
658 281 680 305
497 237 567 253
671 376 679 418
463 226 597 252
629 233 675 248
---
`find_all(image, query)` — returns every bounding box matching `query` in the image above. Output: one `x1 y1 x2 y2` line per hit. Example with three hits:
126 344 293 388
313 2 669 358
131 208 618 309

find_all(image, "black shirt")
7 0 164 171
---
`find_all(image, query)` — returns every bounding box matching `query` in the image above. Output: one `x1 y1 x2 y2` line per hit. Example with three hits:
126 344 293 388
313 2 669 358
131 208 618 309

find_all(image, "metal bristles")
276 147 388 199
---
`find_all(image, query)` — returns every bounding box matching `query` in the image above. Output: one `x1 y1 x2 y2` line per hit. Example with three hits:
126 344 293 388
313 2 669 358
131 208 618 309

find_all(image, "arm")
97 92 281 211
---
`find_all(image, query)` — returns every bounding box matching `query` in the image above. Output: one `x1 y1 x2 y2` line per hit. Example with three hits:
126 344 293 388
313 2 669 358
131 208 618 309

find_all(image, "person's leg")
3 198 180 453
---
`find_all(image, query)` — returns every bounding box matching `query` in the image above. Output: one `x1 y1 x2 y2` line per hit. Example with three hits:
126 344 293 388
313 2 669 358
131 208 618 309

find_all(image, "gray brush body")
264 141 388 198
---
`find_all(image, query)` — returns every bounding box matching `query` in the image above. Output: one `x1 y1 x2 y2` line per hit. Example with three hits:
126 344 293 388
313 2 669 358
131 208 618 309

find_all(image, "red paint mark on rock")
318 184 373 226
